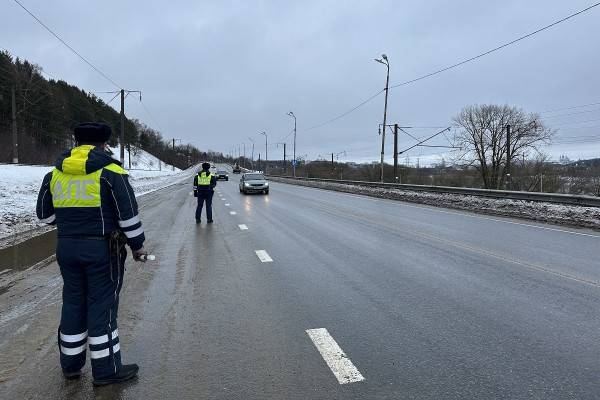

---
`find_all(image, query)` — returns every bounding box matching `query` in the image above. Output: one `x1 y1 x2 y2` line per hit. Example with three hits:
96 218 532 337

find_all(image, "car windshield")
244 174 264 180
217 171 226 174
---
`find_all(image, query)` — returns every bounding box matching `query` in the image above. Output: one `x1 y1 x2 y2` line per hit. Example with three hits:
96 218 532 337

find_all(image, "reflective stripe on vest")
197 172 212 186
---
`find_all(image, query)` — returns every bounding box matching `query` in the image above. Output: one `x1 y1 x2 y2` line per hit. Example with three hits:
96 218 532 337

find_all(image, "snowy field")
0 146 194 239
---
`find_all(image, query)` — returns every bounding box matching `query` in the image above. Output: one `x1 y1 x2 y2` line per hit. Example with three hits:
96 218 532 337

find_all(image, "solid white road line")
306 328 365 385
255 250 273 262
230 211 237 215
238 224 248 230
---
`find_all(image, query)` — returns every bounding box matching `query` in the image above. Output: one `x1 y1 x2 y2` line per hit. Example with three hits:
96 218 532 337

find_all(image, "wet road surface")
1 173 600 399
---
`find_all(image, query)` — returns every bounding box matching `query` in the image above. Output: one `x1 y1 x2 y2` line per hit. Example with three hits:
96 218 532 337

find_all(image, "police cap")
73 122 112 143
202 162 211 170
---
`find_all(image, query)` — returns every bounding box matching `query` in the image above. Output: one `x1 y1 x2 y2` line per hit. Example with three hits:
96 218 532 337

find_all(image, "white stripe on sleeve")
118 215 140 228
124 227 144 239
41 214 56 224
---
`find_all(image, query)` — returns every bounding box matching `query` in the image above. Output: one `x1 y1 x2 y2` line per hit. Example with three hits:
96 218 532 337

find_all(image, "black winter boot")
93 364 139 386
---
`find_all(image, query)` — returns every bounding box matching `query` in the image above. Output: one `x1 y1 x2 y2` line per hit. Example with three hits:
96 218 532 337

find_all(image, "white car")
239 173 269 195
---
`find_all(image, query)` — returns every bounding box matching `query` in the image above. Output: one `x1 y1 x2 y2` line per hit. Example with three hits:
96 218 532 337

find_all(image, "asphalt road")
1 172 600 399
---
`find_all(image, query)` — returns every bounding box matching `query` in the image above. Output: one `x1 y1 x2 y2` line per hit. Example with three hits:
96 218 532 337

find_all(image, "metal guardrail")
267 175 600 208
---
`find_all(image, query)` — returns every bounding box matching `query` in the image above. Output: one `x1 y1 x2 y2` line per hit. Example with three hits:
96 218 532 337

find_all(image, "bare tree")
453 104 552 189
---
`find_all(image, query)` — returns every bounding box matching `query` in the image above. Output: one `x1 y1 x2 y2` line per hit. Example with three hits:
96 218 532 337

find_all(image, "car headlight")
244 183 250 187
264 182 269 186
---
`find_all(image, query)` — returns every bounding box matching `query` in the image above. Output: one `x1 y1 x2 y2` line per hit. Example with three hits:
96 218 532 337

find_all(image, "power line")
399 128 421 141
539 108 600 120
398 127 452 155
550 117 600 127
106 91 120 105
139 100 164 132
540 101 600 114
302 2 600 133
389 2 600 89
304 89 384 131
12 0 121 89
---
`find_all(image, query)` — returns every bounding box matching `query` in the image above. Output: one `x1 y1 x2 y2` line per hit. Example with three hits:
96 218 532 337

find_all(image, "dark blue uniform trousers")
195 190 213 221
56 238 126 379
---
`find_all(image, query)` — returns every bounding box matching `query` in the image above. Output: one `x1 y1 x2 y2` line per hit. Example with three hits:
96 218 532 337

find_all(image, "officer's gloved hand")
132 247 148 262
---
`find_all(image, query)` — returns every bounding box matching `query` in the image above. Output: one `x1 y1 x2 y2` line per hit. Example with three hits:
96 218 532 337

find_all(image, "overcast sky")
2 0 599 164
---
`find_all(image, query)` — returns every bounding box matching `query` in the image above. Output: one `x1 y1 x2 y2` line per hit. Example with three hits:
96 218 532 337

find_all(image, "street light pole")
288 111 296 177
375 54 389 182
248 137 255 170
259 131 268 174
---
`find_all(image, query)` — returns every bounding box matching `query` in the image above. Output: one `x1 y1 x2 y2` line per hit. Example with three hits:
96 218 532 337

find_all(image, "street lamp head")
382 54 388 61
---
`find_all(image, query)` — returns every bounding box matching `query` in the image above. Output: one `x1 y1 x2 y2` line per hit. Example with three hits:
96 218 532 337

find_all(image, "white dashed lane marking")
225 203 230 206
306 328 365 385
255 250 273 262
238 224 248 230
230 211 237 215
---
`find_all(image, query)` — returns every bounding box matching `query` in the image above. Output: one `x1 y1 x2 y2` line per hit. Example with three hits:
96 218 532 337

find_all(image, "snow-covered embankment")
0 147 194 240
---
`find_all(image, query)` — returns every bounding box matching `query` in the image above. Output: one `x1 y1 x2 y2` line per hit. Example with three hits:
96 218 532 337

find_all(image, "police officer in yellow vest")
36 123 147 386
194 162 217 223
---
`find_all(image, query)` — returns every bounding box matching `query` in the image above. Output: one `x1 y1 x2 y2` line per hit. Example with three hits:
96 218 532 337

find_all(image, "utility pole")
172 138 181 171
288 111 297 177
375 54 389 182
259 131 268 174
393 124 399 182
243 142 246 168
331 153 334 173
11 86 18 164
258 153 261 171
506 124 511 190
127 143 131 170
120 89 125 165
275 143 286 173
283 143 287 173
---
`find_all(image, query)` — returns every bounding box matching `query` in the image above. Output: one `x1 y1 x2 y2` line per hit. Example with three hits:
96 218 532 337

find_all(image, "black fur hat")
73 122 112 143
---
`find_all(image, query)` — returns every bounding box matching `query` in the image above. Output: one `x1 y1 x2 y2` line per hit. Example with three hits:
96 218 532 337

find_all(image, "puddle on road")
0 230 57 272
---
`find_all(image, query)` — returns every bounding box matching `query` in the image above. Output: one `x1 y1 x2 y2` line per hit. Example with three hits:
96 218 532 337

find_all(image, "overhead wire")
304 89 384 131
540 101 600 114
303 2 600 132
12 0 122 89
388 2 600 89
539 108 600 120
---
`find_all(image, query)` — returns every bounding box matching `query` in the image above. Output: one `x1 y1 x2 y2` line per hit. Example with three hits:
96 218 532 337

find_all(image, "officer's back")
37 122 145 386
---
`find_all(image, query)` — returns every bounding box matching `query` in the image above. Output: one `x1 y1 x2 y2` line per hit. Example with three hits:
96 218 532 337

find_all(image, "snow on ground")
106 145 179 172
270 177 600 230
0 164 54 239
0 147 193 240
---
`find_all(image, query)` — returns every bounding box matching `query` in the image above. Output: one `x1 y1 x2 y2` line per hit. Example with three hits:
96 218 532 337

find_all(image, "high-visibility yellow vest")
197 172 212 186
50 145 127 208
